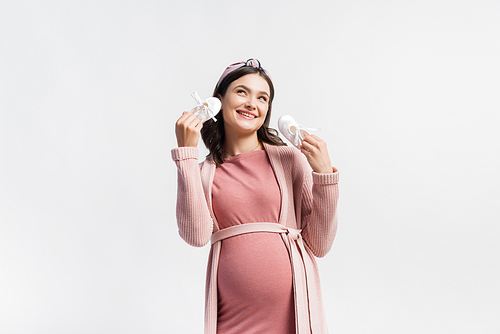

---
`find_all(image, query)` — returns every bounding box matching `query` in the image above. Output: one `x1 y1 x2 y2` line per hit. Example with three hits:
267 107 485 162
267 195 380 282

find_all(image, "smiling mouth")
237 110 257 118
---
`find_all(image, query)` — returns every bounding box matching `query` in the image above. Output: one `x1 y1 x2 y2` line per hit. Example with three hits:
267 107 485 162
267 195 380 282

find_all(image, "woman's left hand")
300 134 335 173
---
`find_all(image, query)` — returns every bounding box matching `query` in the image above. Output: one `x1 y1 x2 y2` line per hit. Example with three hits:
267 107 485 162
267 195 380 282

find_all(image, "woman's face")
219 73 271 137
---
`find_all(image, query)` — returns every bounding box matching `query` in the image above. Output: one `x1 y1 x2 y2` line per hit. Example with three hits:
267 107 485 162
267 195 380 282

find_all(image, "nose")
245 96 257 110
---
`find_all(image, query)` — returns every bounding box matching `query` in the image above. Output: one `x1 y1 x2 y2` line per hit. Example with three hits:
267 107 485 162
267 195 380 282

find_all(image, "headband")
216 58 271 88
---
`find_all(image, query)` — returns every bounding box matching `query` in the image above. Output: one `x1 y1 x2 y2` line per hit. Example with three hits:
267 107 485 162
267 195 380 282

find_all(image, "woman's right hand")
175 111 203 147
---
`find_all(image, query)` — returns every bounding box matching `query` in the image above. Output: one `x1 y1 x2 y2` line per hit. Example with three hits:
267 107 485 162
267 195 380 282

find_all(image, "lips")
236 110 257 119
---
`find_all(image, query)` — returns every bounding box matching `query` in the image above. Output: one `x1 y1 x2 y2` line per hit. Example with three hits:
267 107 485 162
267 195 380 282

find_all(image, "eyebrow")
234 84 270 97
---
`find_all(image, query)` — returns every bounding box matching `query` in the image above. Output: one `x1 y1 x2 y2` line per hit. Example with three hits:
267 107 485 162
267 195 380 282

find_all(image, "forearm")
301 171 339 257
172 147 213 247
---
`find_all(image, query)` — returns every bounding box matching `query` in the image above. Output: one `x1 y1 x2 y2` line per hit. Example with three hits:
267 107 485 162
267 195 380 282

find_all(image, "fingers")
177 111 200 127
300 140 321 157
185 114 202 130
175 111 202 147
177 112 202 131
302 134 323 145
300 134 334 173
301 134 327 152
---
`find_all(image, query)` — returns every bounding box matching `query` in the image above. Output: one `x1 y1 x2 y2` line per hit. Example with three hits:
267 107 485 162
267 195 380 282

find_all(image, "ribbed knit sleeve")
299 160 339 258
171 147 214 247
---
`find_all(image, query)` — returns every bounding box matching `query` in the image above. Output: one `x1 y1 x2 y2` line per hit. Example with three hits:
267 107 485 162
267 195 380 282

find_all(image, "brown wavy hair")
200 66 286 165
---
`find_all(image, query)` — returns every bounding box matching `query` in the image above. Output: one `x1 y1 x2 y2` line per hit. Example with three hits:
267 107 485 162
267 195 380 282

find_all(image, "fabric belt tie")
211 223 319 333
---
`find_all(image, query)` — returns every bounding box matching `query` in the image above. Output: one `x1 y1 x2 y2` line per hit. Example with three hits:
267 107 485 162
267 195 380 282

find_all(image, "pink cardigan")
172 143 339 333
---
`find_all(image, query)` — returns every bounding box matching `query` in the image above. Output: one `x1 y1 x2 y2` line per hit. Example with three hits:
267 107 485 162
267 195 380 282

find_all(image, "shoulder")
265 143 297 158
265 143 310 173
199 154 216 172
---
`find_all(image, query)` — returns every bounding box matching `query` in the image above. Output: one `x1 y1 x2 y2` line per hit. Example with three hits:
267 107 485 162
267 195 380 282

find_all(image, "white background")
1 0 499 333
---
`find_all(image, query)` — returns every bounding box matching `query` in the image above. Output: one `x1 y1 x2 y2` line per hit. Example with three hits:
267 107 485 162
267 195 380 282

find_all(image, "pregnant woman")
172 59 339 333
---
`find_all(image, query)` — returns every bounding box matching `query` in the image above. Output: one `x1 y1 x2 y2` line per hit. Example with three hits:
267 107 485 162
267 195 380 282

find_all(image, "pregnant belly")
217 232 295 333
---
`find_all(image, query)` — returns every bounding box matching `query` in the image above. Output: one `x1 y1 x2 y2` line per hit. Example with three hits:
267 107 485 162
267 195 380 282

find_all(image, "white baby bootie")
278 115 319 148
189 91 221 123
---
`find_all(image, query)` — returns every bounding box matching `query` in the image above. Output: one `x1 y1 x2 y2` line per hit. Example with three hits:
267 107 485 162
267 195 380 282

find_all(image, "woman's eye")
237 89 246 94
259 96 268 102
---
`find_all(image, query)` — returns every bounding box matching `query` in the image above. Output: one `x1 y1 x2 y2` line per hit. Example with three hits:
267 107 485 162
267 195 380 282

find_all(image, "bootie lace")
189 91 221 123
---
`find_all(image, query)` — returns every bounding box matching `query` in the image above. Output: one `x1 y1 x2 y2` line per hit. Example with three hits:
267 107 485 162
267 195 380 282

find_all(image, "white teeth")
238 111 255 118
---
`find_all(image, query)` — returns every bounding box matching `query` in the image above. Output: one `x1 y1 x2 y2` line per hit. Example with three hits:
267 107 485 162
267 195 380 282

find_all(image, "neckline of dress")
222 149 266 163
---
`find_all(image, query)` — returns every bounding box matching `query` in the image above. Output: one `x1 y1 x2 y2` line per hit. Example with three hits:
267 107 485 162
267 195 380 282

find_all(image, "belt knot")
286 227 302 241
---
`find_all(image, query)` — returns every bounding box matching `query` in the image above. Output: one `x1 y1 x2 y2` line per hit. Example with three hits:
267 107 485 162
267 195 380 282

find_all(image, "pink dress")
212 150 295 334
